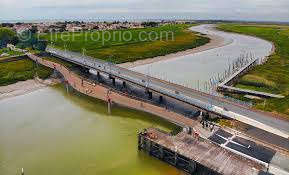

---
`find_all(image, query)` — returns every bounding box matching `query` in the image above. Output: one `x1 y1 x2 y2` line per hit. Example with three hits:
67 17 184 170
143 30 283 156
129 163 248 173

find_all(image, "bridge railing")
46 46 214 112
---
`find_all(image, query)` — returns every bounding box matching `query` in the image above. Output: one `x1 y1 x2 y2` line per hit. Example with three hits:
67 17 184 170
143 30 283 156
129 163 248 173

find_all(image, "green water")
0 85 182 175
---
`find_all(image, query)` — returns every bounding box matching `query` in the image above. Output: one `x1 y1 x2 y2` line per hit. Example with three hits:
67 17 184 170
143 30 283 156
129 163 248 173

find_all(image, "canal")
0 85 182 175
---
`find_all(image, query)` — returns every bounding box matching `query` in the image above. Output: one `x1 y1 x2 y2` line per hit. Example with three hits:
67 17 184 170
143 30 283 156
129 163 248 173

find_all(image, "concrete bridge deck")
44 47 289 139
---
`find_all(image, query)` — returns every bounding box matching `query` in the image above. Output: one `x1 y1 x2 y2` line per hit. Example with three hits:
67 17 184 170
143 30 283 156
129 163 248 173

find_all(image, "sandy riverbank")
118 27 229 69
0 78 60 100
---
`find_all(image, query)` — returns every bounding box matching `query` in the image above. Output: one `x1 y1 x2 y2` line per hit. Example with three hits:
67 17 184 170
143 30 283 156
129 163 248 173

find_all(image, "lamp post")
82 48 86 56
107 55 114 74
82 48 86 63
64 44 67 57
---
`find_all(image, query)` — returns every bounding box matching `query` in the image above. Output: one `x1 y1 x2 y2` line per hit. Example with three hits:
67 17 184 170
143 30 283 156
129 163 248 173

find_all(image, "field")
40 24 209 63
0 59 53 86
218 24 289 117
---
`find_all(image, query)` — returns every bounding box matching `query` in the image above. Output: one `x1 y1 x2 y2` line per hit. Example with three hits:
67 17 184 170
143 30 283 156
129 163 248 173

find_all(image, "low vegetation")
218 24 289 117
0 27 18 48
40 24 209 63
0 48 23 59
0 59 53 86
0 27 47 52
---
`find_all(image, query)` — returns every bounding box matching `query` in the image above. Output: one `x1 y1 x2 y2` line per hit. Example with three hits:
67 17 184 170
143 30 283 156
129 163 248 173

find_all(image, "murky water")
132 24 273 91
0 24 274 175
0 85 182 175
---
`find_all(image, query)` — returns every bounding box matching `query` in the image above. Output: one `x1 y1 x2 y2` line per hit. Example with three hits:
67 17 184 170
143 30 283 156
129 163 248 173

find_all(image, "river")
132 24 273 91
0 24 274 175
0 85 182 175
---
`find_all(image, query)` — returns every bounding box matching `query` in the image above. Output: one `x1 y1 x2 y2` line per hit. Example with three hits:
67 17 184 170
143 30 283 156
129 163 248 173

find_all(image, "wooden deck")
139 128 266 175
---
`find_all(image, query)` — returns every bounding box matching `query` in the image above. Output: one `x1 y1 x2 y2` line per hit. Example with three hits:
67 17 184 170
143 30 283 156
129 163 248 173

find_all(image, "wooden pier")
138 128 267 175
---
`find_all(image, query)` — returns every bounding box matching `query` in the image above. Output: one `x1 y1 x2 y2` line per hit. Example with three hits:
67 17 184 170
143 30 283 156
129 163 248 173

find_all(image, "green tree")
0 28 17 48
141 22 159 27
16 29 47 51
34 40 47 51
30 25 38 34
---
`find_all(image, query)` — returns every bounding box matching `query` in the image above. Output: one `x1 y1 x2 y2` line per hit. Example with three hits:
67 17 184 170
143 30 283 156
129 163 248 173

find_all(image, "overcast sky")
1 0 289 22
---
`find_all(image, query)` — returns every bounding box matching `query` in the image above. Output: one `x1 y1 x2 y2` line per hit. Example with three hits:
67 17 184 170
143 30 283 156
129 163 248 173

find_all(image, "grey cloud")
0 0 289 22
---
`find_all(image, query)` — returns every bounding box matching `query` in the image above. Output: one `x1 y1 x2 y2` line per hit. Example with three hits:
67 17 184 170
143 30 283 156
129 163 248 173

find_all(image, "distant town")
0 20 195 34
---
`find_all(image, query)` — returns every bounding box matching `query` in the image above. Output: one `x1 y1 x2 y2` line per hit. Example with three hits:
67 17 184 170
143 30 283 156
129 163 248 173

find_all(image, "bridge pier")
84 68 89 74
65 81 69 94
52 69 62 79
80 67 90 74
203 112 209 120
188 127 193 135
146 90 152 100
109 75 116 86
188 161 197 174
107 99 112 115
159 96 163 104
122 81 126 89
174 152 178 166
96 71 101 80
148 91 152 100
200 111 203 118
112 78 116 86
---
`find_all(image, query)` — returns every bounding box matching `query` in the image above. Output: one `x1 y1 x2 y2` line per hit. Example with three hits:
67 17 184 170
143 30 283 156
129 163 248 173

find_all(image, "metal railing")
46 46 213 112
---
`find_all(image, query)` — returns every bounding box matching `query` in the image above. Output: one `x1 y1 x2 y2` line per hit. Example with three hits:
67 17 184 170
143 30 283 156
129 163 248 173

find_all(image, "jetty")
138 128 268 175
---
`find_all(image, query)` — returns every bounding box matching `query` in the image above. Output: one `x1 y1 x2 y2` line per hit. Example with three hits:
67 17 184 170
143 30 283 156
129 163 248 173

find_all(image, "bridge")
44 46 289 139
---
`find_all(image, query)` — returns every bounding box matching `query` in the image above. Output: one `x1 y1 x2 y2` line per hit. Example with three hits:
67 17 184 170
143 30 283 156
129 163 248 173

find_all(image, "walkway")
28 53 198 129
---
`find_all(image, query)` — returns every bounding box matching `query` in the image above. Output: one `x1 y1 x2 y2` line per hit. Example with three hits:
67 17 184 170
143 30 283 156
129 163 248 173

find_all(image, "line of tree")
0 27 47 51
141 22 159 27
0 28 18 48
